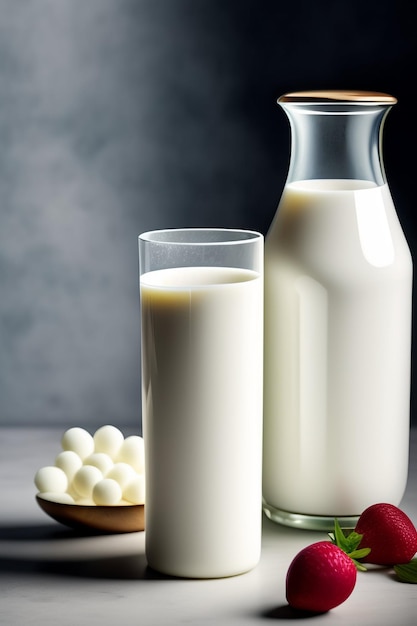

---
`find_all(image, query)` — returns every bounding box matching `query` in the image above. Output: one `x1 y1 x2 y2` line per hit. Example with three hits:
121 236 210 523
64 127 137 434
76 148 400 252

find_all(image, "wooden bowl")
36 494 145 533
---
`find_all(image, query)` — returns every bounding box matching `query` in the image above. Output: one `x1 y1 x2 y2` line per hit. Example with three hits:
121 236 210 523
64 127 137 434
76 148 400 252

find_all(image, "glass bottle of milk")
263 91 413 530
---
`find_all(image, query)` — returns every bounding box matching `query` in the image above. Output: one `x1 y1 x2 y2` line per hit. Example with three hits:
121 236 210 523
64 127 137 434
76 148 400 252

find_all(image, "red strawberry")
286 541 357 613
355 503 417 565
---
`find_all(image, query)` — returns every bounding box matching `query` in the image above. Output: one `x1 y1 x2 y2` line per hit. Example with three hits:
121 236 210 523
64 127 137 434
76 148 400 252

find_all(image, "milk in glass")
141 265 263 578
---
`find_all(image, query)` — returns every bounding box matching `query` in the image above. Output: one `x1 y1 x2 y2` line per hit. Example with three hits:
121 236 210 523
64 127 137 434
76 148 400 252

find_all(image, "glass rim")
138 228 263 246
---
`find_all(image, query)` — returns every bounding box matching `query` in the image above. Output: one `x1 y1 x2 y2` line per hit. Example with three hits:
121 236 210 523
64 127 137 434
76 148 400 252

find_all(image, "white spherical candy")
93 478 122 505
84 452 113 475
93 425 124 459
74 497 95 506
35 466 68 493
61 427 94 460
72 465 103 498
106 462 136 489
55 450 83 481
123 474 146 505
39 492 75 504
117 436 145 473
35 425 146 510
67 484 80 500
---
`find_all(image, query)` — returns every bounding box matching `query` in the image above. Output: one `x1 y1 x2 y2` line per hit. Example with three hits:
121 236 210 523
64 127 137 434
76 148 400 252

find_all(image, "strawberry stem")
329 518 371 572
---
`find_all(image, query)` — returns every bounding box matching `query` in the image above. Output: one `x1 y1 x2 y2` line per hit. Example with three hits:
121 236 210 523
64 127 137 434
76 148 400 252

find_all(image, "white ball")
93 478 123 505
67 484 80 500
123 475 146 505
72 465 103 498
106 462 137 489
93 425 124 459
84 452 114 475
61 427 94 460
117 435 145 473
38 492 75 504
55 450 83 481
73 497 95 506
35 466 68 493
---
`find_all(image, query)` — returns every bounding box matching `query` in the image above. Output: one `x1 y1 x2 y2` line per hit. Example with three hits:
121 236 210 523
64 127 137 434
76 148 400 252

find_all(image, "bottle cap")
278 90 397 104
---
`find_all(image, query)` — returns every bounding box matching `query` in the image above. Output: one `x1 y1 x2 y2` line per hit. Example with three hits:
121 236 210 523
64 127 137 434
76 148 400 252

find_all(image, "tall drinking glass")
139 228 263 578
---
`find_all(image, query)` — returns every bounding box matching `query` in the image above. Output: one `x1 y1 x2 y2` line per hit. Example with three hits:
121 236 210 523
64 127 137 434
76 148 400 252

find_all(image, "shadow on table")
0 522 172 581
260 604 328 620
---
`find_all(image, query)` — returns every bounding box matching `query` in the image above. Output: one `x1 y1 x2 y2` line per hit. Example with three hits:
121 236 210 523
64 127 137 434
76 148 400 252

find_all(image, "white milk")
141 266 263 578
263 180 412 518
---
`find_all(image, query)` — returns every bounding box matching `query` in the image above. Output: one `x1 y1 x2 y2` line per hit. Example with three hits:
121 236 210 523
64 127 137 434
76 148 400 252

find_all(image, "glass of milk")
139 228 263 578
263 91 412 530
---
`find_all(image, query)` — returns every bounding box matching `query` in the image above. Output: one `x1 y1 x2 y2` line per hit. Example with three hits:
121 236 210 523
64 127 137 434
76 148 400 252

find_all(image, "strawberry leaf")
346 532 364 553
329 518 370 571
394 559 417 583
349 548 372 560
348 549 371 571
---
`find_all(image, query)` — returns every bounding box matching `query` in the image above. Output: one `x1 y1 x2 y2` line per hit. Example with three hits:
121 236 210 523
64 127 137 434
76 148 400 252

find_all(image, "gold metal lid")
278 90 397 104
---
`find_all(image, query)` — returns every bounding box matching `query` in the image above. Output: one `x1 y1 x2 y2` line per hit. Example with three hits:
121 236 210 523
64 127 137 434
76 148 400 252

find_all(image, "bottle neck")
280 101 394 187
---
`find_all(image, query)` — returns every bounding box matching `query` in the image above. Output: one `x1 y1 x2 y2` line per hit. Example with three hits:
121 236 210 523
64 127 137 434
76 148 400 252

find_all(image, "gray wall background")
1 0 416 429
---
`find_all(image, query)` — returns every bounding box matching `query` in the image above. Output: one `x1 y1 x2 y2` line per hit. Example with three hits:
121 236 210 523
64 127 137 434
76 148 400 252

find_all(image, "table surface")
1 427 417 626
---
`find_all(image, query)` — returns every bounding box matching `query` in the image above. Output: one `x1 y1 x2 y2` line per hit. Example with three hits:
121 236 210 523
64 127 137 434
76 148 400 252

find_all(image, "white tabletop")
1 427 417 626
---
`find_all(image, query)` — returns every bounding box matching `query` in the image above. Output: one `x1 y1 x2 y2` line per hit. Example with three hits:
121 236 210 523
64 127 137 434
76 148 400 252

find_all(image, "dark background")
0 0 415 428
